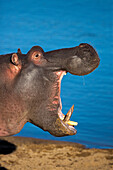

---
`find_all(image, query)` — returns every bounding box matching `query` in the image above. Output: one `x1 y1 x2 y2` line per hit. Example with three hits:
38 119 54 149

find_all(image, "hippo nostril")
79 43 87 48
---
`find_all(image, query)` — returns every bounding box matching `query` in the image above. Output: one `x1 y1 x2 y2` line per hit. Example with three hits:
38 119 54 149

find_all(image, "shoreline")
0 136 113 170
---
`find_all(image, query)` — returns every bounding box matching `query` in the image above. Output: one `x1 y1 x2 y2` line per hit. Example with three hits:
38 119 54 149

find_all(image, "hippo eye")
31 51 44 64
35 54 39 58
32 52 41 59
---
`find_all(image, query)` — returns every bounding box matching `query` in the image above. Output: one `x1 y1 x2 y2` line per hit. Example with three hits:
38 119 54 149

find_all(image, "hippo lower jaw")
45 71 78 137
57 72 78 127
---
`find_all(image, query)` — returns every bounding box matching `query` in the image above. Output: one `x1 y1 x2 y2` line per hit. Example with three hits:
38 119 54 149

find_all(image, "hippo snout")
65 43 100 75
45 43 100 76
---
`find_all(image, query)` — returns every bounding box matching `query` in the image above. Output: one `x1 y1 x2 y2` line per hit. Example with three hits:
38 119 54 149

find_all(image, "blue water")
0 0 113 149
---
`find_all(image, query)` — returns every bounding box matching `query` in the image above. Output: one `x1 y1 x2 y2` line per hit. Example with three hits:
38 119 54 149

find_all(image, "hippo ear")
17 48 22 54
10 53 19 66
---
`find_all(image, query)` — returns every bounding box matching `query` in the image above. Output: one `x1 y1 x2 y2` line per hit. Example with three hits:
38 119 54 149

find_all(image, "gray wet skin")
0 43 100 137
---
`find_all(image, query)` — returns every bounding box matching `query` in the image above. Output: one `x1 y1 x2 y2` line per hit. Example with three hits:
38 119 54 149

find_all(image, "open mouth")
56 71 78 134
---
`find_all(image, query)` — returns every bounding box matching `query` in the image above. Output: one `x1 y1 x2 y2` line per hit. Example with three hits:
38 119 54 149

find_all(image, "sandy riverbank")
0 136 113 170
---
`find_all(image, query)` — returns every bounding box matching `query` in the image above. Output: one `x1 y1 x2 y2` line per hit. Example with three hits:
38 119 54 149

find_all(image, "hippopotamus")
0 43 100 137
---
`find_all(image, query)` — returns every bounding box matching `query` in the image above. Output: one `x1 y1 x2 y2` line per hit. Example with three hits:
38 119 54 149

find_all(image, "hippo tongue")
63 105 78 126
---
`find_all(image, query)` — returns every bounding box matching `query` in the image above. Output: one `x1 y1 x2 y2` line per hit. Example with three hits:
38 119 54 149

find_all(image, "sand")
0 136 113 170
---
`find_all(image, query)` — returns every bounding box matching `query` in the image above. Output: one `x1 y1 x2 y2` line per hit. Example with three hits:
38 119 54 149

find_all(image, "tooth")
64 105 74 122
67 120 78 126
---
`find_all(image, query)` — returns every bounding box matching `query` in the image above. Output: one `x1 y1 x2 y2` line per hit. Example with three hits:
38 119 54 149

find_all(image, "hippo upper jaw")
44 43 100 76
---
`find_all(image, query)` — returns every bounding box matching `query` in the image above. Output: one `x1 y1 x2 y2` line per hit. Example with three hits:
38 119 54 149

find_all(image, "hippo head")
0 43 100 137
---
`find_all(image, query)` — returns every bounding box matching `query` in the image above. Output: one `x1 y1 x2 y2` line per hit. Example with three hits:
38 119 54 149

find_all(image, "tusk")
67 120 78 126
64 105 74 122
